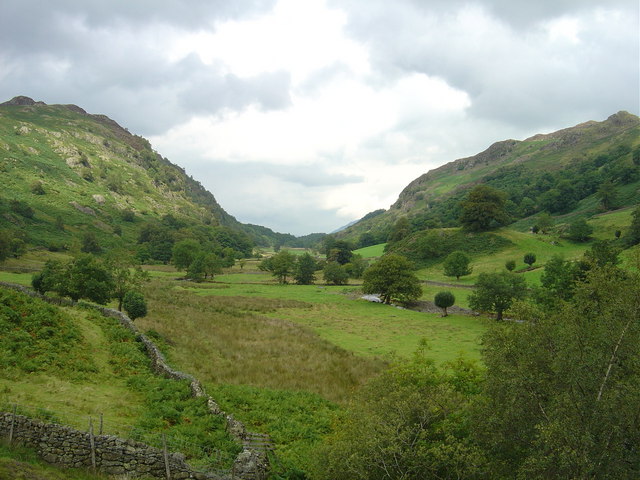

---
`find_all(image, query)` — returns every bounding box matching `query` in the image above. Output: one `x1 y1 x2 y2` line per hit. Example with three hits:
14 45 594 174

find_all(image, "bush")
434 291 455 316
123 291 147 320
523 253 536 267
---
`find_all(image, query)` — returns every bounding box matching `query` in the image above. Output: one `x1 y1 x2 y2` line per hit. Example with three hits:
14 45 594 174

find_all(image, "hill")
0 96 311 258
339 111 640 245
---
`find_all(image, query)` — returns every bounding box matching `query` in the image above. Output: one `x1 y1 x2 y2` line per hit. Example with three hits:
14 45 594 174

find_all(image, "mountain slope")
339 111 640 244
0 96 290 253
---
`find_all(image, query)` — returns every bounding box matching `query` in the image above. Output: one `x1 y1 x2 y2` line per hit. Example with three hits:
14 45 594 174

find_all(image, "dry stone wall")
0 282 269 480
0 413 217 479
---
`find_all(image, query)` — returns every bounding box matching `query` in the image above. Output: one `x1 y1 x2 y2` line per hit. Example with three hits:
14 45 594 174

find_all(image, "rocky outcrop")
0 96 46 106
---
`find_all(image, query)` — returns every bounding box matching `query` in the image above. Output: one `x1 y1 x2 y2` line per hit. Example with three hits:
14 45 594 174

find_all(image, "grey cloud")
185 161 352 235
331 0 639 130
179 69 292 115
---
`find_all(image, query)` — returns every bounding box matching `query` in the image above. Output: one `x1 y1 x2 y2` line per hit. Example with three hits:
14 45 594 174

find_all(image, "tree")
566 218 593 242
0 230 10 262
105 255 150 311
313 350 486 480
434 291 455 316
536 212 554 234
38 255 114 303
597 180 619 211
468 272 527 320
362 254 422 305
202 253 223 279
459 185 508 232
172 239 202 270
583 240 620 268
476 267 640 478
624 206 640 247
259 250 296 284
344 254 367 279
505 259 516 271
327 240 353 265
294 252 317 285
123 291 147 320
323 261 349 285
539 255 580 303
443 251 472 280
81 231 102 254
523 253 536 267
388 216 411 243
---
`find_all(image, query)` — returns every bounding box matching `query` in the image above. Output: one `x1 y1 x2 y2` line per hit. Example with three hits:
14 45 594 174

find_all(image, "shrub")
434 291 455 316
123 291 147 320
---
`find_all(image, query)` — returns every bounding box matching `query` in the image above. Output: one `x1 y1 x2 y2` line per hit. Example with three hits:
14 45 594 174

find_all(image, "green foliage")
10 199 34 218
434 291 455 316
80 231 102 253
313 350 486 480
583 239 621 268
322 261 349 285
259 250 297 284
294 252 317 285
122 291 147 320
539 255 582 303
362 254 422 305
459 185 508 232
344 253 367 279
0 287 96 377
624 206 640 247
469 272 527 320
105 255 150 310
387 216 411 243
0 230 10 262
523 252 536 266
34 255 114 303
505 259 516 271
566 217 593 242
171 238 202 271
535 212 554 233
476 267 640 478
387 229 512 268
443 251 472 280
30 180 46 195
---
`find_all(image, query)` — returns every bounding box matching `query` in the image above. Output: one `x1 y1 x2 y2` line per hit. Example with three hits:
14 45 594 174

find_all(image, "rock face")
0 96 46 106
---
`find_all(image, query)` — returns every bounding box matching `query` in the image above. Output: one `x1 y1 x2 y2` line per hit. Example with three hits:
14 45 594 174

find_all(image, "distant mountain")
339 112 640 245
0 96 301 255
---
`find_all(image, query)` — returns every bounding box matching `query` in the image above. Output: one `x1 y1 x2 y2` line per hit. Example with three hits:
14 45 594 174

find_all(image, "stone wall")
0 412 219 479
0 282 269 479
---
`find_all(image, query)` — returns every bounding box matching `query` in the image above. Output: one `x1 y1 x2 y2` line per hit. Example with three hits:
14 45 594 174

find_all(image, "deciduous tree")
459 185 508 232
362 254 422 305
469 272 526 320
443 251 472 280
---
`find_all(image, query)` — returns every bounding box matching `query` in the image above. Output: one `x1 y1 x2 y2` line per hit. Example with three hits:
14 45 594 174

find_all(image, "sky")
1 0 638 235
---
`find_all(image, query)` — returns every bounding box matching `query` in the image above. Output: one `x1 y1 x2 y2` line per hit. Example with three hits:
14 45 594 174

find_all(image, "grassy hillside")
0 96 304 256
340 111 640 245
0 286 241 472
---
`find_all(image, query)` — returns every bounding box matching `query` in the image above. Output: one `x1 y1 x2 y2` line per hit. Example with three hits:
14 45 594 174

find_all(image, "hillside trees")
33 255 115 304
468 272 526 320
362 254 422 305
314 351 485 480
459 185 508 232
443 251 472 280
123 291 147 320
566 218 593 242
476 266 640 478
0 230 10 262
624 206 640 246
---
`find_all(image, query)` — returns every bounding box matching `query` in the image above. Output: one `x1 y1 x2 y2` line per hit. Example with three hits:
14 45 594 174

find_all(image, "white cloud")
0 0 637 235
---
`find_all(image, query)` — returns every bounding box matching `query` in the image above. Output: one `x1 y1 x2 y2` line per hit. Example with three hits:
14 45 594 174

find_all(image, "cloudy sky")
1 0 638 235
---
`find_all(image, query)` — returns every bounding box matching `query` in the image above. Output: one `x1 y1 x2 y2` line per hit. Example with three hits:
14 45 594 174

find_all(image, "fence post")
162 433 172 480
8 404 17 444
89 417 96 472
